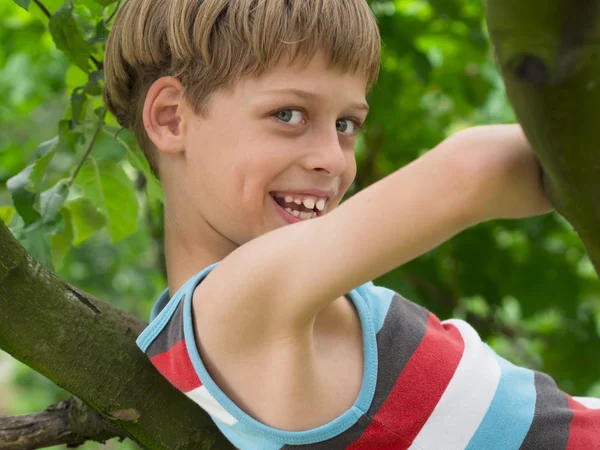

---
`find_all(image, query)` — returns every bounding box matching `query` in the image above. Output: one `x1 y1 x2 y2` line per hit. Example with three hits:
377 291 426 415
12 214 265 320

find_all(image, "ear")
143 77 186 154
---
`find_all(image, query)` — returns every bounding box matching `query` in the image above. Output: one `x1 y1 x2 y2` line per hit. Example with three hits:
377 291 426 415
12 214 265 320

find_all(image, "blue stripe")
182 267 378 445
356 282 394 334
465 346 536 450
149 288 170 322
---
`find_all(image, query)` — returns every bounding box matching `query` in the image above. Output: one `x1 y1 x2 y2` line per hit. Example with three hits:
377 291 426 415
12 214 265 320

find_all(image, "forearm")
197 136 479 335
301 137 481 302
194 125 551 339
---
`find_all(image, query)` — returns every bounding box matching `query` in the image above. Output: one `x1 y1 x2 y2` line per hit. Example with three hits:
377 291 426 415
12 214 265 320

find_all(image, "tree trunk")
485 0 600 275
0 221 233 449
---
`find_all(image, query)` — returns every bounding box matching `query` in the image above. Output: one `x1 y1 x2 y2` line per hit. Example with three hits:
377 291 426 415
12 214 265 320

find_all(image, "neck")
164 201 238 297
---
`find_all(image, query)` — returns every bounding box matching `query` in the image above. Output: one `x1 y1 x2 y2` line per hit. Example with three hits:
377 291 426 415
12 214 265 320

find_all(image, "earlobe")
143 77 185 154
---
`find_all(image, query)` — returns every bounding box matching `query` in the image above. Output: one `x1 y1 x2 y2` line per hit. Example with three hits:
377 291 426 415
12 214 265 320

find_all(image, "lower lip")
271 197 303 224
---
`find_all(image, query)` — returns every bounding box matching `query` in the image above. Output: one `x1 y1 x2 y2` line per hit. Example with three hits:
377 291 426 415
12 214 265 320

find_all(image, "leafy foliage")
0 0 599 447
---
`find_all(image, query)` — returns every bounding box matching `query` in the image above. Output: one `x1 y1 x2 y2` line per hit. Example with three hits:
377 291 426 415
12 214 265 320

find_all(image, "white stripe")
573 396 600 409
187 385 238 425
409 319 501 450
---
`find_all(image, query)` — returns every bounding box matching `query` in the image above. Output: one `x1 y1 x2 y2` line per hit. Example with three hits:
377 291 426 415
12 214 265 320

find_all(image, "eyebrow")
265 88 370 113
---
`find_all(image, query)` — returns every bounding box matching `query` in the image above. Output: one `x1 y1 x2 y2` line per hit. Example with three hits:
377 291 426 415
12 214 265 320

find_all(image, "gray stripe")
520 371 572 450
284 294 430 448
367 293 430 416
281 416 372 449
145 301 185 358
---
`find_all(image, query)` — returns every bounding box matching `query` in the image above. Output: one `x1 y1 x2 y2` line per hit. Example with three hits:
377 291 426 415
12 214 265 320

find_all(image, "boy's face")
173 51 369 247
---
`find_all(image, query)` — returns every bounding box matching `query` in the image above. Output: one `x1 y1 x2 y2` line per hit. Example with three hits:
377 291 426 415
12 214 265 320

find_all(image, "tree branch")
486 0 600 277
0 397 125 450
0 221 234 449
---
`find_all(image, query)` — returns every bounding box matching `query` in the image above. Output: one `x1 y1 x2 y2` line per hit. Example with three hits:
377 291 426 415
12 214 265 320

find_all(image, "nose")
302 131 349 177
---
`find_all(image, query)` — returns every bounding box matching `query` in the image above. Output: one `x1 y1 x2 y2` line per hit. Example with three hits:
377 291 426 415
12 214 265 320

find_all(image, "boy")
105 0 600 448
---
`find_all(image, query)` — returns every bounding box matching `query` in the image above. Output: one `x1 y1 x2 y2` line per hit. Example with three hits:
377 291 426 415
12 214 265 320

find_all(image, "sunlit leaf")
71 88 87 123
0 207 16 226
39 180 69 225
49 0 91 72
103 127 162 201
29 137 59 192
93 0 118 6
75 158 139 242
51 207 74 270
67 197 106 245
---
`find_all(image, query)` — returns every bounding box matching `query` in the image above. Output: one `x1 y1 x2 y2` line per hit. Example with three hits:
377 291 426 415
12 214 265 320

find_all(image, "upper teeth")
276 194 328 212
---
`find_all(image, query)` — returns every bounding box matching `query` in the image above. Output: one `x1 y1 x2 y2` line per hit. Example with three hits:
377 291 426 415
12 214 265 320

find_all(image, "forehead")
237 51 369 107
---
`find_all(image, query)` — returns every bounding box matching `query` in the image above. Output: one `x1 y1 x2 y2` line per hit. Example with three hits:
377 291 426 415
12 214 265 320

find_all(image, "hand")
446 124 554 222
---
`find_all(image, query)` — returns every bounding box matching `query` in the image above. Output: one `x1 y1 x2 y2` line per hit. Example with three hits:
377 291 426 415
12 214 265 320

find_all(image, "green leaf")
93 0 118 6
75 158 139 242
90 19 109 44
103 127 163 201
39 180 69 226
51 207 74 270
49 0 91 72
58 120 83 153
67 197 106 245
85 70 104 96
8 181 70 271
71 88 88 123
0 207 16 226
12 0 30 11
7 164 41 226
20 224 54 270
29 137 59 192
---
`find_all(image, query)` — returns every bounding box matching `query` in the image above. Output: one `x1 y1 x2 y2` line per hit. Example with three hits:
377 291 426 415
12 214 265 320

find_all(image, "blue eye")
274 109 304 125
336 119 360 135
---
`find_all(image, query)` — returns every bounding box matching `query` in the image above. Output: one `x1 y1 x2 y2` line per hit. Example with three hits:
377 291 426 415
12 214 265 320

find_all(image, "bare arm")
194 124 551 346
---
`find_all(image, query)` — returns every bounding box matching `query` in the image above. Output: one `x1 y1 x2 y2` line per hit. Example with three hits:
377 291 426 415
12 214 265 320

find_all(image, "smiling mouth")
270 193 328 220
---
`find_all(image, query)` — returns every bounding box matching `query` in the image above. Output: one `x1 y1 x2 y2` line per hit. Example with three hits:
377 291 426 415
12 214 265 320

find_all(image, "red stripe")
150 339 202 392
347 419 414 450
349 315 464 450
566 396 600 449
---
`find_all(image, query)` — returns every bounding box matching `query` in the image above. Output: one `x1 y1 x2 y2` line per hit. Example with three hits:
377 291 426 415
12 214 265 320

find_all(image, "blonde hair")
104 0 381 177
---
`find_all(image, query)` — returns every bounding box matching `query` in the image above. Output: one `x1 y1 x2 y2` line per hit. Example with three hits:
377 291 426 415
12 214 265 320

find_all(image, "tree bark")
0 221 233 449
485 0 600 276
0 397 124 450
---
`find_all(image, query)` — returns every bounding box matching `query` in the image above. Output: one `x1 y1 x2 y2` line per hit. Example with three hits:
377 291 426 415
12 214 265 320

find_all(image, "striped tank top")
137 263 600 449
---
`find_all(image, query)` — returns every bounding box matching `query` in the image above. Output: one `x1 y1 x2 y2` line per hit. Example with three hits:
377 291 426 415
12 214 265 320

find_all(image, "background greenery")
1 0 599 448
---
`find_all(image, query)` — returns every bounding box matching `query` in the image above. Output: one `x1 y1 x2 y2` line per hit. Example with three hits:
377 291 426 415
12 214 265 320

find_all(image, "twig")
32 0 51 18
0 397 125 450
68 115 105 188
90 55 103 71
106 0 123 25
